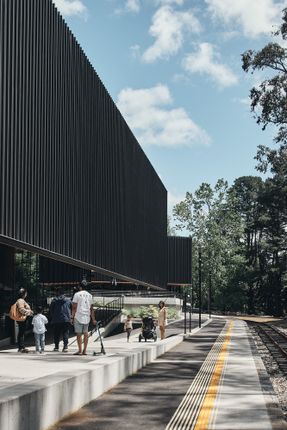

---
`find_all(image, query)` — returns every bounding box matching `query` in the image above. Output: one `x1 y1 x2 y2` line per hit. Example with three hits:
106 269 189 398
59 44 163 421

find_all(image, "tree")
241 8 287 316
242 8 287 145
173 180 245 313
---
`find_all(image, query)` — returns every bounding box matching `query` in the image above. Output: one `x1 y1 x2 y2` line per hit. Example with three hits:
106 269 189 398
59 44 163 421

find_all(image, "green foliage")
172 170 287 316
15 251 40 304
121 306 178 319
242 10 287 145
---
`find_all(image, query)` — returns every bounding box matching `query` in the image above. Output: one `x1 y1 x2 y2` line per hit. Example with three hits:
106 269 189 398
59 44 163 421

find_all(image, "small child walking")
32 306 48 354
124 315 133 342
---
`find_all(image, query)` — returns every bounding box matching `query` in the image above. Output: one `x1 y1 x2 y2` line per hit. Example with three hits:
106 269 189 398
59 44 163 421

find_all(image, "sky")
53 0 286 217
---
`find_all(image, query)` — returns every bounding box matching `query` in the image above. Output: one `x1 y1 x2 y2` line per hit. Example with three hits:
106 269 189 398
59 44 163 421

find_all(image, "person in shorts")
124 315 133 342
72 281 96 355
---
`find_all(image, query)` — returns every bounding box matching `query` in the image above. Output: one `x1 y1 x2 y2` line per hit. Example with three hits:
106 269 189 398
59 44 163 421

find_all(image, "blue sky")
53 0 285 215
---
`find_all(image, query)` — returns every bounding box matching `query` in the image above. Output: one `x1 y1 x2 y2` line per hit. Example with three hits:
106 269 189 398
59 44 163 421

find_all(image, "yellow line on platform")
194 321 234 430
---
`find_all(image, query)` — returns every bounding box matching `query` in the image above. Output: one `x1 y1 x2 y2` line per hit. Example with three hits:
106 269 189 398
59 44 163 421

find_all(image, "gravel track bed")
249 323 287 421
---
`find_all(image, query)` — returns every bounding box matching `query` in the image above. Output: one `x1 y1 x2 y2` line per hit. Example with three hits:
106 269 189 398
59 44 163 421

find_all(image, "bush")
122 306 178 320
122 308 137 318
167 308 177 319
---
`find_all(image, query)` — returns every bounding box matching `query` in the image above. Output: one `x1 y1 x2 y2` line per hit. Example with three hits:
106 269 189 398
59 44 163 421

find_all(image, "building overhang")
0 235 165 291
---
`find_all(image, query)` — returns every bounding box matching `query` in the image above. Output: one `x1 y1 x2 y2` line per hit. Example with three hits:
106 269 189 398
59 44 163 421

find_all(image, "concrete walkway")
0 316 205 430
50 318 287 430
1 317 286 430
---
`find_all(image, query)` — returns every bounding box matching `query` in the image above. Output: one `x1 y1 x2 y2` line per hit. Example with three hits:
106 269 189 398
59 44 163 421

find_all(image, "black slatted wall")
0 0 167 288
168 237 192 285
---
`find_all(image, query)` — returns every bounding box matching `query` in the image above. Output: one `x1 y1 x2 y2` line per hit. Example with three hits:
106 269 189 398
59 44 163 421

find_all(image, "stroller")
139 316 157 342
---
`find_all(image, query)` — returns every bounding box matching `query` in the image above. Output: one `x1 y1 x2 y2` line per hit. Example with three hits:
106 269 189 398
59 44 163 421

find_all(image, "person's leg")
76 334 82 353
53 324 61 350
62 322 70 351
35 333 41 352
127 328 131 342
74 319 83 354
82 333 88 354
159 325 165 340
17 321 26 351
40 333 45 352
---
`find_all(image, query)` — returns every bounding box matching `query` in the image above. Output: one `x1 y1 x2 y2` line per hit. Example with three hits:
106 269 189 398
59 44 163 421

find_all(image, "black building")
0 0 192 341
0 0 166 283
167 236 192 295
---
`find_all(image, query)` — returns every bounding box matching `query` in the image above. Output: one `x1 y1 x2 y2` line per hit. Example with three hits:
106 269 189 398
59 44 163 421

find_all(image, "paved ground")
2 315 285 430
50 318 225 430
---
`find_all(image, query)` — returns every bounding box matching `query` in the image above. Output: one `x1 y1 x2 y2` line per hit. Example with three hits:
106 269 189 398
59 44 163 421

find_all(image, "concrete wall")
0 335 184 430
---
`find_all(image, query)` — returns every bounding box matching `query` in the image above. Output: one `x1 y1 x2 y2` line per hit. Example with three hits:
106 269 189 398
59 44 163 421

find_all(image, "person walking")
124 315 133 342
158 300 167 340
16 288 33 353
72 281 96 355
32 306 48 354
50 287 72 352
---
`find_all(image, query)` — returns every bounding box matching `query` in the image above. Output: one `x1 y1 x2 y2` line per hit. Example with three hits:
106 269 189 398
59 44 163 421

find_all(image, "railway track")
249 322 287 374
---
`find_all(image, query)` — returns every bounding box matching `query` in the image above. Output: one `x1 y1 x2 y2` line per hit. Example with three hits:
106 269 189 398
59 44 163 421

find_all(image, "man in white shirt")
72 281 96 355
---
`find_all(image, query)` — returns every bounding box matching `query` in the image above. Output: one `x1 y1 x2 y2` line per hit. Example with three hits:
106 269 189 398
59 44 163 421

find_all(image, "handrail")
90 290 179 298
93 296 124 327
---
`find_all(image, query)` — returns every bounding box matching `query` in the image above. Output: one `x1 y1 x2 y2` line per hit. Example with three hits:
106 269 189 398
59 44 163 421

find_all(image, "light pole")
198 247 202 328
188 294 191 332
208 270 211 319
184 292 187 334
208 247 212 319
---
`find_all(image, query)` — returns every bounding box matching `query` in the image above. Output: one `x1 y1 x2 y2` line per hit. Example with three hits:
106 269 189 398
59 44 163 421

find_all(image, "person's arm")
17 299 33 316
71 302 77 323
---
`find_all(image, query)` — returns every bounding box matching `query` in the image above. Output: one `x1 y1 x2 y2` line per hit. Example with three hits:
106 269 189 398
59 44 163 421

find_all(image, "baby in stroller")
139 315 157 342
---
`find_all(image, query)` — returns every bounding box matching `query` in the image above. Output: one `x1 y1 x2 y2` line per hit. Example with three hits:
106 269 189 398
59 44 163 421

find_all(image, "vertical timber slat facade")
0 0 167 289
168 236 192 286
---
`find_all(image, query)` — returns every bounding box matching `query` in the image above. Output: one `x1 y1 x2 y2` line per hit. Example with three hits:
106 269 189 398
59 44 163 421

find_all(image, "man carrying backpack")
50 287 72 352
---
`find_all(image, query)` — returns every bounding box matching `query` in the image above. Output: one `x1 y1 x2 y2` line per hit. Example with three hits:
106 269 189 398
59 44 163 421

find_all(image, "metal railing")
94 296 124 327
90 290 178 298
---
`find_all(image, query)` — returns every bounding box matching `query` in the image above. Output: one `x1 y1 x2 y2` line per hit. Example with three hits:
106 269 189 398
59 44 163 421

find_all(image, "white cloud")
125 0 141 13
115 0 141 14
130 44 141 59
142 6 202 63
205 0 286 37
154 0 185 4
117 84 210 147
182 43 238 87
53 0 86 16
233 97 250 106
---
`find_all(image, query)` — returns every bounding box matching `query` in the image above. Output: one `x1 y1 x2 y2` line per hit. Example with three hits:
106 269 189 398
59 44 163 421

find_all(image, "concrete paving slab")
209 319 286 430
0 316 206 430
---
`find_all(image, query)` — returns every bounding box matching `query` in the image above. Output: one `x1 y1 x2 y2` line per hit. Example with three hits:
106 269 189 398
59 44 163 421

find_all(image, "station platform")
0 317 286 430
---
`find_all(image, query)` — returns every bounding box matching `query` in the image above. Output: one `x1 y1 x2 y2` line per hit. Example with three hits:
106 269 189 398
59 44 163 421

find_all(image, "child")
124 315 133 342
32 306 48 354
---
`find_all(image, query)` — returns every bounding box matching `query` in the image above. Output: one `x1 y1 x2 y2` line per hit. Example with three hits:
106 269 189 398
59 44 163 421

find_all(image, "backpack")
9 301 27 322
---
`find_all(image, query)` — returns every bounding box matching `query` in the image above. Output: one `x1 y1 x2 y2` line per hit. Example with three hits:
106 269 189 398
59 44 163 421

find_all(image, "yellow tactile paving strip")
166 321 233 430
194 321 233 430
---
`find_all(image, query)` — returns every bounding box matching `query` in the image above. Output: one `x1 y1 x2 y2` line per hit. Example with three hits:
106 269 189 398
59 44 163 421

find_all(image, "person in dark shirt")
50 287 72 352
